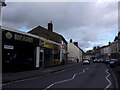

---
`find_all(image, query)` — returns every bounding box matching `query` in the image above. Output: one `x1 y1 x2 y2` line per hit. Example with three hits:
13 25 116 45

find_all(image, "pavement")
111 66 120 89
2 62 77 84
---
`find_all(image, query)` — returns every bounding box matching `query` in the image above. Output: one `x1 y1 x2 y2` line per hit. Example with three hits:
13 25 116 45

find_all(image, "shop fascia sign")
14 34 33 43
61 45 66 49
5 31 34 43
40 40 54 49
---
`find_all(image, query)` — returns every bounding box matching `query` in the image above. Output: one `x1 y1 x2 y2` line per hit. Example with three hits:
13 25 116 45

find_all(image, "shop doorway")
39 48 44 68
44 48 54 67
2 45 15 73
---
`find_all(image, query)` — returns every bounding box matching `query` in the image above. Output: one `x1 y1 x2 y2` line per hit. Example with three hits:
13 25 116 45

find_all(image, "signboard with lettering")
2 30 39 46
40 40 54 49
14 34 33 43
4 45 14 49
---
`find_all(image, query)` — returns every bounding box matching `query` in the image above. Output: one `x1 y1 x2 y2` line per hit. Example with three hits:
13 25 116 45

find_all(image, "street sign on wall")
4 45 14 49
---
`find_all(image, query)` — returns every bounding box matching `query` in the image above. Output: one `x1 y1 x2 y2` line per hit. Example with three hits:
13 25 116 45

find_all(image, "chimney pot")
48 21 53 32
70 39 72 43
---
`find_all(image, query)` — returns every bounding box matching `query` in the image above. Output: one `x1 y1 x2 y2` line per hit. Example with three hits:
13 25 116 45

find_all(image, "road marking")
2 67 89 88
44 68 89 90
2 82 13 86
2 68 74 86
104 69 112 90
78 68 89 74
44 73 77 90
55 68 73 73
2 76 43 86
60 70 65 72
60 68 73 72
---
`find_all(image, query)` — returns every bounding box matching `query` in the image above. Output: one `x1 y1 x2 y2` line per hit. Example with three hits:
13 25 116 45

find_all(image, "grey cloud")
2 2 118 51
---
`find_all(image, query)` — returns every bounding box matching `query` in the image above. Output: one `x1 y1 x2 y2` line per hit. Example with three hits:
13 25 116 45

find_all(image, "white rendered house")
67 42 83 62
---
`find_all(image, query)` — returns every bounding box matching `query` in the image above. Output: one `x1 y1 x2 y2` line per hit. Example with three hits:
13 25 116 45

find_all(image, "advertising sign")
2 30 39 45
40 40 54 49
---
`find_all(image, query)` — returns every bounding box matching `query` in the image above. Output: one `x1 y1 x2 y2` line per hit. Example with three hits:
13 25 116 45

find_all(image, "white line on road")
44 73 77 90
2 76 43 86
78 68 89 74
44 68 89 90
55 68 73 73
104 69 112 90
2 82 14 86
2 68 74 86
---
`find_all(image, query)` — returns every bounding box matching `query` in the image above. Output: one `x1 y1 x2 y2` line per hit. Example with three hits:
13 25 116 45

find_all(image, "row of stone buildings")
2 22 84 73
93 31 120 60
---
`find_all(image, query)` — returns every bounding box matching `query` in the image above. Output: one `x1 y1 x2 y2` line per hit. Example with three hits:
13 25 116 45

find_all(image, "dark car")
99 59 104 63
104 59 111 63
109 59 120 68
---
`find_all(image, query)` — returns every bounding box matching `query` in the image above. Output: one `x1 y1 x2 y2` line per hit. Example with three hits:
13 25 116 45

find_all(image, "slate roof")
28 26 62 43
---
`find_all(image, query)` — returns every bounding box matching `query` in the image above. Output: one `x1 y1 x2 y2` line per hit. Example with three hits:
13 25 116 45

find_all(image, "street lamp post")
0 0 6 89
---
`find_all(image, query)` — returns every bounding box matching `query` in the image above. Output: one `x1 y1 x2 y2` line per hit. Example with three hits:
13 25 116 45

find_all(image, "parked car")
104 59 111 64
99 59 104 63
93 59 99 63
109 59 120 68
83 59 90 64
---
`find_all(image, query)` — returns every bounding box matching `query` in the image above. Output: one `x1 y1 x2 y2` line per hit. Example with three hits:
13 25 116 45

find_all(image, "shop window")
53 44 60 64
44 48 54 67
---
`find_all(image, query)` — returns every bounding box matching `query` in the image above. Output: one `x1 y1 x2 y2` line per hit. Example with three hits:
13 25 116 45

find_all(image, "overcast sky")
2 1 119 51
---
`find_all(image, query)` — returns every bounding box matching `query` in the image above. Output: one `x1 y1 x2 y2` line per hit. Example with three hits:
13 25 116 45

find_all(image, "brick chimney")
70 39 72 43
118 31 120 38
73 42 78 47
48 21 53 32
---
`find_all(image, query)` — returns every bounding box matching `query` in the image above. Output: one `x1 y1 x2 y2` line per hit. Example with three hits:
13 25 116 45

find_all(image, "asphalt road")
2 62 118 89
